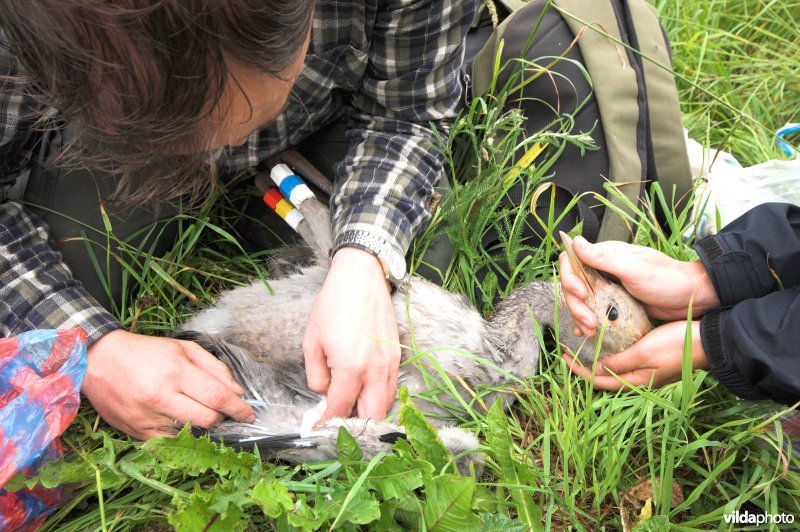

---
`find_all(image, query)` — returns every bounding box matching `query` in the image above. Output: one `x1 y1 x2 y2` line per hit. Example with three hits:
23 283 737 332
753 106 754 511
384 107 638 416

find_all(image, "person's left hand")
303 247 401 420
562 320 709 390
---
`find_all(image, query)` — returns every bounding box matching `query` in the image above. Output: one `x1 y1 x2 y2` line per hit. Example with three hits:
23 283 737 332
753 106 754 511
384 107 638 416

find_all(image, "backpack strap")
554 0 692 239
470 0 691 243
627 0 692 207
553 0 646 242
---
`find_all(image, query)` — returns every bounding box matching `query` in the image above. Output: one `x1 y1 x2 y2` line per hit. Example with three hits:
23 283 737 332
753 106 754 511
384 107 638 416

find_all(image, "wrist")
87 328 127 357
331 247 393 292
84 329 132 395
691 320 709 370
333 230 407 287
686 261 721 315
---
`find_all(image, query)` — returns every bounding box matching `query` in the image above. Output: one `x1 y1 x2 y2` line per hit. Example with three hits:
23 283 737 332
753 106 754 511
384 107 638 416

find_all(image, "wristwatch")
336 230 407 287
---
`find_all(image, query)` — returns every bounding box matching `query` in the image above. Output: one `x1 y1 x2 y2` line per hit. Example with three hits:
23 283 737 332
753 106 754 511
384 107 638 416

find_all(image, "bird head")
559 232 652 357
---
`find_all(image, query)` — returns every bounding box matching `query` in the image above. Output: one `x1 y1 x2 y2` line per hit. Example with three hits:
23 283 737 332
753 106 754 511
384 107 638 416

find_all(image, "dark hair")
0 0 314 206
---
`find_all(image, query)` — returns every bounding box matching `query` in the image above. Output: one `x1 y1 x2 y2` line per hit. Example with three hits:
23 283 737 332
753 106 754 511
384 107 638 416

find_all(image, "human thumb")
572 235 603 266
572 235 626 278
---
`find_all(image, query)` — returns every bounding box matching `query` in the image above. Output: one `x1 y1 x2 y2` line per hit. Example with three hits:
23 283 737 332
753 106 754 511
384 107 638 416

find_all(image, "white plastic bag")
685 134 800 231
708 158 800 227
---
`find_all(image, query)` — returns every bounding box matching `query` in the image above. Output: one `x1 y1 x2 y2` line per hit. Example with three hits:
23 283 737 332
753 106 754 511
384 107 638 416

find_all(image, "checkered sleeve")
0 202 123 344
330 0 476 256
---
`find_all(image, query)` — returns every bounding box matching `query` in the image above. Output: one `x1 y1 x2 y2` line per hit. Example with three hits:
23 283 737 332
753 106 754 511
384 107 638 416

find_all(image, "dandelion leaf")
398 387 452 471
485 400 542 528
31 434 132 489
286 494 327 530
251 479 294 518
31 454 121 489
327 485 382 525
336 425 363 462
478 512 528 531
368 453 427 501
169 485 246 531
631 515 670 531
423 474 481 531
142 427 255 477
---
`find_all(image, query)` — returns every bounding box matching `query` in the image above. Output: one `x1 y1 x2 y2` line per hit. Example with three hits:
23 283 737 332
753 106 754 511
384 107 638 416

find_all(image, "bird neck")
490 281 560 329
487 281 560 369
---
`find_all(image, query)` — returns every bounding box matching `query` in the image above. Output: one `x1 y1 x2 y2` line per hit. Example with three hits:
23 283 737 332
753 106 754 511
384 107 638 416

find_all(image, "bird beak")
559 231 605 298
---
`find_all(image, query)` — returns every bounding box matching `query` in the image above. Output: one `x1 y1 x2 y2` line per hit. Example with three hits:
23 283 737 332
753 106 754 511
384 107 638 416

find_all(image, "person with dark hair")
0 0 476 439
559 202 800 406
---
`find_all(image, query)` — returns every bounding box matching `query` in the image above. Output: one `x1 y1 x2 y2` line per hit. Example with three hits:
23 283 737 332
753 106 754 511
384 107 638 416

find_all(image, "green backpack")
466 0 692 243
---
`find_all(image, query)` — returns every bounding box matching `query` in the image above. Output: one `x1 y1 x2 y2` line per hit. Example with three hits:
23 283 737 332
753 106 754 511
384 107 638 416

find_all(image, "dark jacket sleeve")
695 202 800 406
700 289 800 406
695 202 800 305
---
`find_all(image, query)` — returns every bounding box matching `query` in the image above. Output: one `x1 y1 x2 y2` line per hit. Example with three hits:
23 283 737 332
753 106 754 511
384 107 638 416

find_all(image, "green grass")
655 0 799 166
13 0 800 529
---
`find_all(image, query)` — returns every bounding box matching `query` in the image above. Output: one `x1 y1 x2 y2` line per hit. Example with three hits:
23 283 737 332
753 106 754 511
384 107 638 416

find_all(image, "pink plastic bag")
0 329 87 531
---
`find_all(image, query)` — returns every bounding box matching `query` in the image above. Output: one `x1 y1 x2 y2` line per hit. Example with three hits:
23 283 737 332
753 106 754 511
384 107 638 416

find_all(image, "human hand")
82 330 255 439
562 320 709 390
303 247 400 420
559 236 720 336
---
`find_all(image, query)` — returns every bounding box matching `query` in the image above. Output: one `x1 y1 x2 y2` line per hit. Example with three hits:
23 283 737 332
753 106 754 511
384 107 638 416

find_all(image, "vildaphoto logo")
723 510 795 525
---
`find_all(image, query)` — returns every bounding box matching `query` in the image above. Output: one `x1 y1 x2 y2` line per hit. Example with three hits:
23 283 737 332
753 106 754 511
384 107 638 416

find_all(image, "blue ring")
279 175 305 199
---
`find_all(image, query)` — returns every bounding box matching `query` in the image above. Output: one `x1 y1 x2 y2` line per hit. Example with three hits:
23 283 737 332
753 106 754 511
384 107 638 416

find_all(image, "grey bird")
179 169 651 473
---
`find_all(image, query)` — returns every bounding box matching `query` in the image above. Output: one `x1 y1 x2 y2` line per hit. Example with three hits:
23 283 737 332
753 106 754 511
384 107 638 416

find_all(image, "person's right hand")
559 236 721 337
303 247 401 422
81 329 255 440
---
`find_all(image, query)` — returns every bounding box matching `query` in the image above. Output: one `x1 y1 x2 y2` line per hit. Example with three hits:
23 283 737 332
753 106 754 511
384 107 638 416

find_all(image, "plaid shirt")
0 0 475 343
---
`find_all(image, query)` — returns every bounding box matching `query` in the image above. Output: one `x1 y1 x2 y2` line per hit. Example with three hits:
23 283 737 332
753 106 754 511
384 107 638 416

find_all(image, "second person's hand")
559 236 720 337
562 320 709 389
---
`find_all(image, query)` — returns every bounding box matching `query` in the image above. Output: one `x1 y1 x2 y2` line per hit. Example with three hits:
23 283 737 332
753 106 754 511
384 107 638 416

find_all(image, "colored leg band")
279 175 315 206
262 188 305 231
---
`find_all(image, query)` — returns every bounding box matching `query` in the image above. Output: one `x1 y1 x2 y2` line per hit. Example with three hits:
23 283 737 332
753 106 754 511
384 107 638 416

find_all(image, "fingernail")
231 381 245 395
574 235 589 251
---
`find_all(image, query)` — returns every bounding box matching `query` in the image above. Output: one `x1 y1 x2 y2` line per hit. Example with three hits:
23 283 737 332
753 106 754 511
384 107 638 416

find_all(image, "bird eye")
606 306 619 321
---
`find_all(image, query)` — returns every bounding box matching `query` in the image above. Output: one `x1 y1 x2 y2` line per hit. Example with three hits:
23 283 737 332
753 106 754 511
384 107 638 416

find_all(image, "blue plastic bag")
0 329 87 531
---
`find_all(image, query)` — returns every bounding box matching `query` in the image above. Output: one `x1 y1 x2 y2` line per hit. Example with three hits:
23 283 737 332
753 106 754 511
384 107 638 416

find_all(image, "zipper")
461 70 473 106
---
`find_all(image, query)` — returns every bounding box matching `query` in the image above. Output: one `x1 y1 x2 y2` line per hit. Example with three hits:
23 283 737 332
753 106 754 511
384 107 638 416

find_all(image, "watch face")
386 249 406 282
